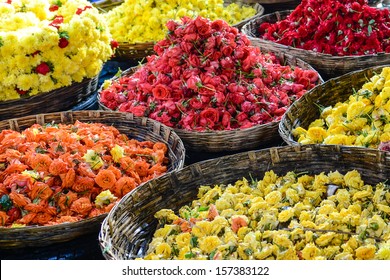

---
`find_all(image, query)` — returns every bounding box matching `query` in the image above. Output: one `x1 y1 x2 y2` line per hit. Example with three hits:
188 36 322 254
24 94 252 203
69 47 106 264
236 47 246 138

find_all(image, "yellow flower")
110 144 125 163
278 208 294 222
306 127 328 143
192 220 212 238
315 232 336 247
175 232 191 249
344 170 364 190
355 245 376 260
199 236 221 254
376 244 390 260
94 190 117 208
155 242 172 259
82 149 104 170
265 191 282 205
301 243 320 260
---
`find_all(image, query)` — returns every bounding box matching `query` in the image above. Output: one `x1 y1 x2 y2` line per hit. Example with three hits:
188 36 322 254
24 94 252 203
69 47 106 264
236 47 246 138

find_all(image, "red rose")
58 37 69 48
200 108 219 128
49 5 59 12
36 62 51 75
152 84 172 100
194 17 211 36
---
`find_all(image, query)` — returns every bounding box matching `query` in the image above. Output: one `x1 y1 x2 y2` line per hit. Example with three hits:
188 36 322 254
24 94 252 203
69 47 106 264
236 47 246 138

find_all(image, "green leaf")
0 36 3 47
368 25 372 36
58 31 69 40
209 249 217 260
198 206 209 212
369 19 375 25
244 248 253 256
190 236 198 247
0 195 13 212
184 251 195 259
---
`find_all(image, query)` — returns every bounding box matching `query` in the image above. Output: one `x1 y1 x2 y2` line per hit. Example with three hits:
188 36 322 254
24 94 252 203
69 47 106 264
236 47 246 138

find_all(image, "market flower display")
294 67 390 149
0 0 115 101
104 0 257 44
257 0 390 56
0 121 169 227
99 17 320 131
143 170 390 260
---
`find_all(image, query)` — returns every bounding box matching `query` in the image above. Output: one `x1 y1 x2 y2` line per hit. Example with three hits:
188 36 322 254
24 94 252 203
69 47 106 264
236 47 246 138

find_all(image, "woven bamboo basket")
94 0 264 61
241 10 390 80
279 65 389 147
98 144 390 259
98 50 324 152
0 76 98 121
0 110 185 248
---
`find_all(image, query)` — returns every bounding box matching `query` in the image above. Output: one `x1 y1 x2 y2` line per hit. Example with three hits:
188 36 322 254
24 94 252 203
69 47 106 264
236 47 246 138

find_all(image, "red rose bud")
110 40 119 49
49 5 59 12
49 15 64 29
58 37 69 48
36 62 51 75
7 208 21 223
16 87 28 95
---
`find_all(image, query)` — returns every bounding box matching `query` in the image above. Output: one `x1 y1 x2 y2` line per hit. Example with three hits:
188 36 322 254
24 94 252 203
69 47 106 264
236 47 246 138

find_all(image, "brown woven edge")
0 110 185 248
279 65 390 147
98 144 390 259
0 75 98 121
98 54 324 152
241 10 390 79
95 1 264 60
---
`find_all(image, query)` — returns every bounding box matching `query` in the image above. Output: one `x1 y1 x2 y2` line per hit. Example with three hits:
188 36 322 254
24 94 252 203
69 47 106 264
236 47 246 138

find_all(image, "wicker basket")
0 76 98 121
98 144 390 259
241 10 390 80
0 110 185 248
98 51 324 152
278 65 389 147
94 0 264 61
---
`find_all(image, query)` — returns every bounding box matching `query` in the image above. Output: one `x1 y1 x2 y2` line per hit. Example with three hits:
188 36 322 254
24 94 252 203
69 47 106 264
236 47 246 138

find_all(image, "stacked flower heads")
100 17 319 131
258 0 390 56
143 170 390 260
0 0 115 101
294 67 390 149
104 0 257 44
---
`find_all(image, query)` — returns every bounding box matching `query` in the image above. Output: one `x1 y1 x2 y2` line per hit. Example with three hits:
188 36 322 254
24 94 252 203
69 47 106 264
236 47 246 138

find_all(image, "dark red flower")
36 62 51 75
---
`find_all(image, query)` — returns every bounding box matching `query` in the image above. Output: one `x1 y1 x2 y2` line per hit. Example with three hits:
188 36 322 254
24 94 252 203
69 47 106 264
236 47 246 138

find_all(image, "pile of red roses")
100 16 319 131
258 0 390 56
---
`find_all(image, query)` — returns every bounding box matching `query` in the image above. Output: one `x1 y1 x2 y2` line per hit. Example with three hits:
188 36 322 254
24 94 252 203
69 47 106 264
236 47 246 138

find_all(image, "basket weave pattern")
241 11 390 79
98 144 390 259
0 110 185 248
0 76 98 121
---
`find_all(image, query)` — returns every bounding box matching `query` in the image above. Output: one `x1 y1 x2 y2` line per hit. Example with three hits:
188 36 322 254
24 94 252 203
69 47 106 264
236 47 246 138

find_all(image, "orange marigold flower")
9 192 31 207
61 168 76 188
49 159 68 175
57 191 78 211
95 169 117 190
113 176 136 197
0 211 8 226
28 182 53 201
71 176 95 193
30 153 53 172
70 197 93 217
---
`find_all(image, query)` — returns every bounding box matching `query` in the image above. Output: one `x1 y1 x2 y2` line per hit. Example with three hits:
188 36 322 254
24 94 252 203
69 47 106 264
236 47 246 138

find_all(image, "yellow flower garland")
0 0 114 101
104 0 256 44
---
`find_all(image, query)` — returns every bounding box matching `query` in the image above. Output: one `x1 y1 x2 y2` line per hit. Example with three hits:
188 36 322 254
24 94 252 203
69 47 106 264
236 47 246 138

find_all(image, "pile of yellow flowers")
144 170 390 260
293 67 390 148
104 0 257 43
0 0 114 101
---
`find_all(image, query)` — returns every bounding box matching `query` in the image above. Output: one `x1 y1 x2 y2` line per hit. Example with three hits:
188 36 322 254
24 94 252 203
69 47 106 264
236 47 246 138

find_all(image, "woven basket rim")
242 10 390 59
0 110 185 247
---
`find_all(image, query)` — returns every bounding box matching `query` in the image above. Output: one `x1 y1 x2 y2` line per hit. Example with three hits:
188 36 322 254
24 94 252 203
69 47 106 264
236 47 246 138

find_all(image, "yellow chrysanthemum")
94 190 117 208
